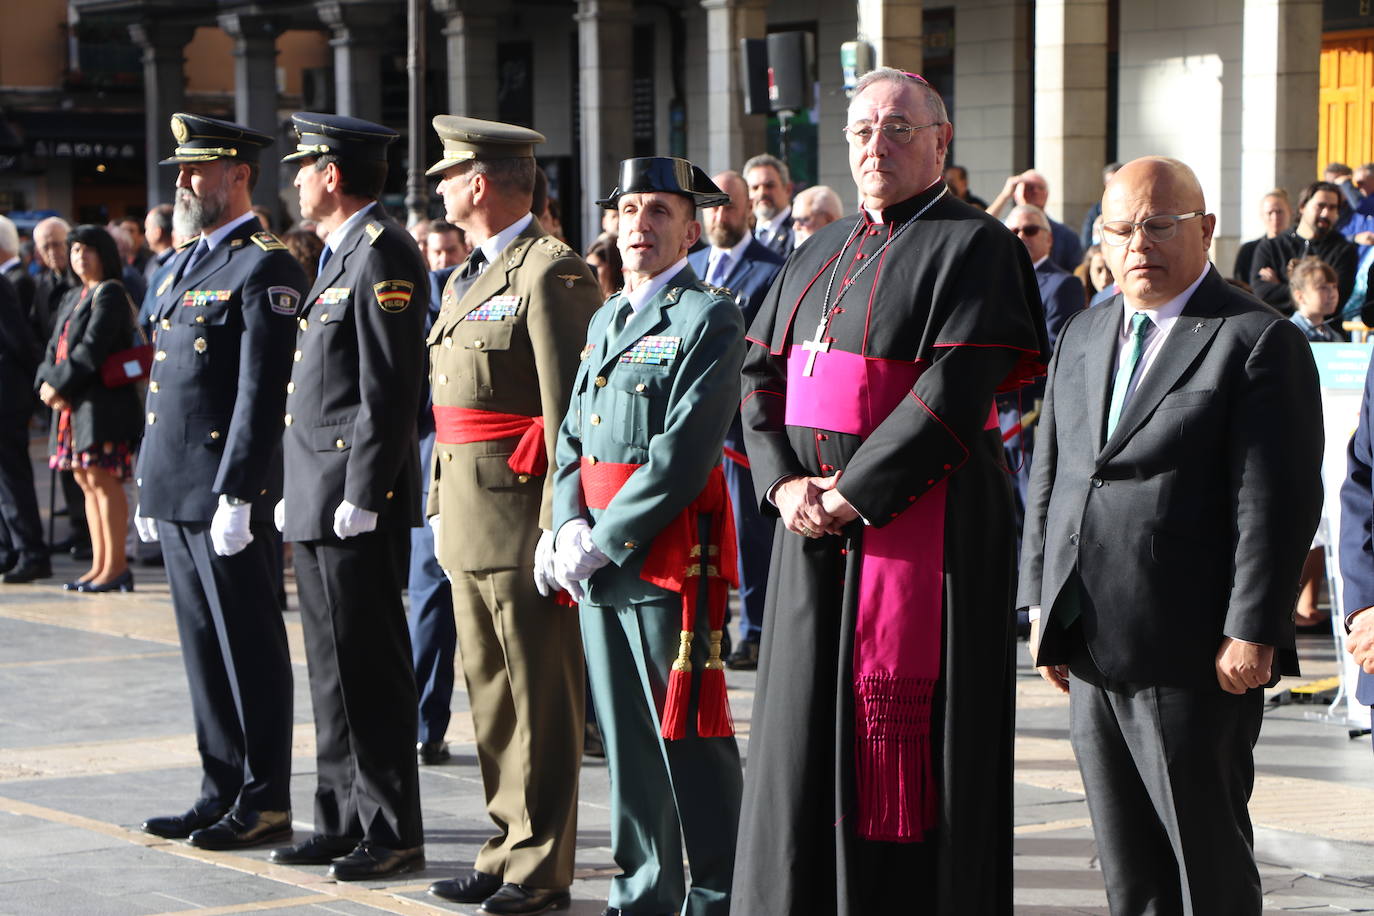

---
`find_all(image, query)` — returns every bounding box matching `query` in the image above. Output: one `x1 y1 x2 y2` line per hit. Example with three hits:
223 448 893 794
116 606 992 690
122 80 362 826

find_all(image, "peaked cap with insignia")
596 157 730 210
426 116 545 177
160 113 273 165
282 112 398 163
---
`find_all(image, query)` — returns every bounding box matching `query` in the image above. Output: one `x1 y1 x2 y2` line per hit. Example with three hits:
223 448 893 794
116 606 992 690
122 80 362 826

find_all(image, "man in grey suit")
1018 157 1322 915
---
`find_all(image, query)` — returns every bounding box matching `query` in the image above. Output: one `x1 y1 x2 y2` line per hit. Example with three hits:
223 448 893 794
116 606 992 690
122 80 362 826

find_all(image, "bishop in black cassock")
732 69 1050 915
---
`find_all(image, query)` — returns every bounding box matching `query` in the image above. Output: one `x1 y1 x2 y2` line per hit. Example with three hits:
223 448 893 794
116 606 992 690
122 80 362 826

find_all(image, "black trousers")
1068 631 1264 916
294 530 423 848
159 519 293 811
0 409 44 559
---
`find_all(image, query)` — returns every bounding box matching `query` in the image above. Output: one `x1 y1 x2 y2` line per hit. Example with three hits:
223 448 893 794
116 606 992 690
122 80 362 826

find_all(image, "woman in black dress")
35 225 144 592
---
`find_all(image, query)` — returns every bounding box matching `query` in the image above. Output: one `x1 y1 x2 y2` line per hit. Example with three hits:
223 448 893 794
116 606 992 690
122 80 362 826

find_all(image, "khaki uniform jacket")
427 222 601 572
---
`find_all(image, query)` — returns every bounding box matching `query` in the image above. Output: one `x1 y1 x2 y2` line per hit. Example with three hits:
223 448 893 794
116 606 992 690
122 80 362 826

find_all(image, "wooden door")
1321 34 1374 175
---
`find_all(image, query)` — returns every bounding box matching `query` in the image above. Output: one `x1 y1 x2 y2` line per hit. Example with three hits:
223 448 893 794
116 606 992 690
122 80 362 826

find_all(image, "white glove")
274 499 285 533
210 495 254 557
134 508 159 543
553 519 610 600
430 514 442 557
533 528 557 597
333 499 379 539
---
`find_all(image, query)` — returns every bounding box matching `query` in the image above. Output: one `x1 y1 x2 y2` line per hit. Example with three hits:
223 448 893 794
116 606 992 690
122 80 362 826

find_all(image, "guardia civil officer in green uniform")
422 117 600 915
268 113 428 881
548 158 746 916
136 113 305 851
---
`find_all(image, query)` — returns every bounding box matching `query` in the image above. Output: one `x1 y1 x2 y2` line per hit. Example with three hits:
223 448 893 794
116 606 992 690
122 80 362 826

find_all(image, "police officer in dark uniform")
136 114 305 850
268 113 429 881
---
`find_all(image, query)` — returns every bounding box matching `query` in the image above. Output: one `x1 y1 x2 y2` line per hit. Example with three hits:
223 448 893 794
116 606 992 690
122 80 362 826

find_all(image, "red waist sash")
433 405 547 476
579 457 738 741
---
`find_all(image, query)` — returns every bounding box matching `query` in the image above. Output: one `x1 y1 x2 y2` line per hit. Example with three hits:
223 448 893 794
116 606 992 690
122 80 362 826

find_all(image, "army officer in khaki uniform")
422 116 601 916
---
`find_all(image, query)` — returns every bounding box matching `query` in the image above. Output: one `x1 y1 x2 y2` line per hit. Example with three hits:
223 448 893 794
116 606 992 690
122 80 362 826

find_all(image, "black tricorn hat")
596 157 730 210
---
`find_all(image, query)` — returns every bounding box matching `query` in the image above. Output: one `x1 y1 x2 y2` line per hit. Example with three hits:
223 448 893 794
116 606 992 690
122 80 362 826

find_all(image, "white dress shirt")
755 207 792 246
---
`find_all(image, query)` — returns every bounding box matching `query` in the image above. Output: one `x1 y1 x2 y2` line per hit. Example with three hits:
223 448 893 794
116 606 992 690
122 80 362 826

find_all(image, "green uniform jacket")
427 223 601 572
553 264 745 608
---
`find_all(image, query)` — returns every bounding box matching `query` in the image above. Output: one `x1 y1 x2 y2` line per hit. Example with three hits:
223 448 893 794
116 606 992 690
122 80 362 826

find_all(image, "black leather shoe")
583 720 605 759
417 741 450 765
188 808 292 850
0 552 17 574
481 883 571 914
270 833 359 865
429 869 502 903
328 842 425 881
142 800 230 839
725 638 759 670
3 557 52 584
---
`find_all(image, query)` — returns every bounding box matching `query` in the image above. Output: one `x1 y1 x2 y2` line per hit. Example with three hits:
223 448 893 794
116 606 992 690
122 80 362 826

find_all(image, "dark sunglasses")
1010 225 1044 237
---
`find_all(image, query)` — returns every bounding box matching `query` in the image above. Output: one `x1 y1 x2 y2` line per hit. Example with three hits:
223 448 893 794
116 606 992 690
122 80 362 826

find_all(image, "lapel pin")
1191 321 1204 333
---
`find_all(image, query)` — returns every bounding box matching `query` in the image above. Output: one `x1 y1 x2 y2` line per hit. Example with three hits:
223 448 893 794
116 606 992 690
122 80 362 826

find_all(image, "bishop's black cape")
731 181 1050 915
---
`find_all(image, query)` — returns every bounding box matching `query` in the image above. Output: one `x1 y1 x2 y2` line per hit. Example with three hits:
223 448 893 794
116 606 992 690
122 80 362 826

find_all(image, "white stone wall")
953 0 1032 210
1116 0 1245 271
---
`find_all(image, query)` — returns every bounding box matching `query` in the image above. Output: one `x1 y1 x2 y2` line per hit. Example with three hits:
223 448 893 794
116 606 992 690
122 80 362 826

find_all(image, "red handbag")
100 282 153 387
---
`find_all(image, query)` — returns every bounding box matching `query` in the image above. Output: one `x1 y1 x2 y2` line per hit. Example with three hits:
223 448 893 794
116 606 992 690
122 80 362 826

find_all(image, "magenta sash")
786 346 989 842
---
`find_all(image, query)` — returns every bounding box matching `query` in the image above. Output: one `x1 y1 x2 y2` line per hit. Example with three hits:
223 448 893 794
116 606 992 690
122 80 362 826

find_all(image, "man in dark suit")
1339 353 1374 732
1019 157 1323 914
270 112 428 881
744 153 794 256
688 169 783 669
0 216 35 321
134 114 305 850
0 271 48 583
988 169 1084 273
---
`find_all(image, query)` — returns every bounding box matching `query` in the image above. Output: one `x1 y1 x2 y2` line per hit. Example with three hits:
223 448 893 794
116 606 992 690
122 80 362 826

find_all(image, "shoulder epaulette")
537 235 573 258
251 231 286 252
703 283 735 300
365 222 384 245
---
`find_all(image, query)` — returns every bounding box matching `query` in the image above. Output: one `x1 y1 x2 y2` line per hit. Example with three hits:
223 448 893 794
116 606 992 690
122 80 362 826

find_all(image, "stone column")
219 13 283 215
953 0 1032 202
318 2 391 123
699 0 767 175
856 0 923 72
129 21 193 209
432 0 500 118
1032 0 1108 232
1241 0 1321 239
575 0 635 246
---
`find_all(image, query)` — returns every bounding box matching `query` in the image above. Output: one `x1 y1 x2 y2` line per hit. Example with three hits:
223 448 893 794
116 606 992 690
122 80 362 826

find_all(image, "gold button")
443 337 453 348
624 540 637 549
473 340 485 349
284 413 293 426
320 312 329 322
595 376 607 387
590 414 601 425
299 318 308 330
149 381 159 393
586 456 597 465
634 383 646 393
193 337 207 354
385 490 394 499
286 381 295 394
437 374 448 385
146 412 156 424
155 350 167 361
260 488 267 495
160 318 170 330
293 349 302 361
516 473 530 483
443 451 453 462
209 430 220 440
335 438 345 449
195 315 205 324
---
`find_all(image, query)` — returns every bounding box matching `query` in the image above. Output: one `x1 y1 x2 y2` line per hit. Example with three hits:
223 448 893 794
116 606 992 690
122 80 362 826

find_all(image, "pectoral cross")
801 316 832 377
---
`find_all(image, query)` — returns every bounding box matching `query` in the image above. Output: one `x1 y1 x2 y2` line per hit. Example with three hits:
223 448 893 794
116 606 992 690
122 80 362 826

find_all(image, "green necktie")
1105 311 1152 439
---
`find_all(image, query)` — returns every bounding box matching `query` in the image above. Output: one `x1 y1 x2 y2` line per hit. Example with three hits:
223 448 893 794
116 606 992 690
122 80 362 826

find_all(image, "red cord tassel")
660 580 698 740
696 578 734 737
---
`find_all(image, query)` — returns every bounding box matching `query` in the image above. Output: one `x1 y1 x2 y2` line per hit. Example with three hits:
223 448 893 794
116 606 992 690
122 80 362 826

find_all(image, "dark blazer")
1036 259 1085 351
1019 266 1323 686
757 214 794 257
1338 351 1374 704
0 273 39 410
281 203 428 542
1048 217 1084 275
4 262 34 318
136 219 307 524
35 280 144 454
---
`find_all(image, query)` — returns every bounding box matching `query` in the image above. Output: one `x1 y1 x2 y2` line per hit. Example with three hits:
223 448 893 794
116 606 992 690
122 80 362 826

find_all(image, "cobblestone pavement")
2 442 1373 913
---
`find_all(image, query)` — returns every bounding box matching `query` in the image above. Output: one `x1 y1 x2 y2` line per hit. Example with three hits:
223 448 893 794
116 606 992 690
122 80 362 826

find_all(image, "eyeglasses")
842 121 943 147
1101 211 1205 246
1010 225 1044 237
793 214 815 228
